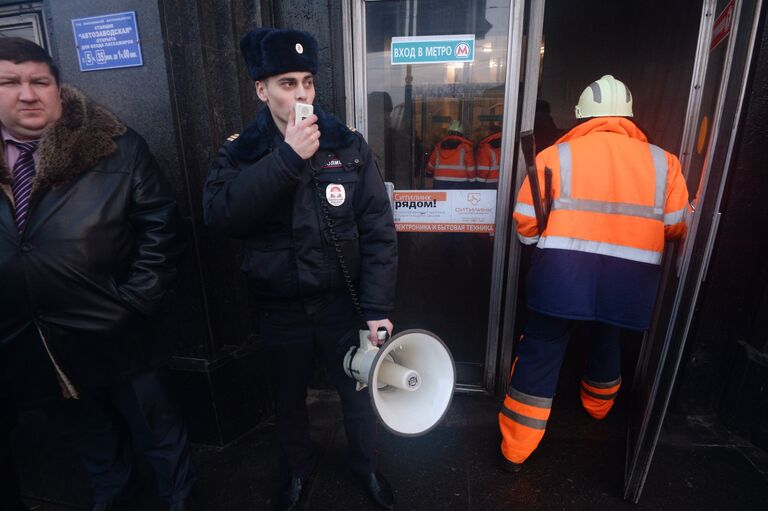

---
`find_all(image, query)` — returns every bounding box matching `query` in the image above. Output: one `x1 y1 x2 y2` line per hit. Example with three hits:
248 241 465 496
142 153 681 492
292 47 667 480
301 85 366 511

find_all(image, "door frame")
342 0 527 394
497 0 764 501
497 0 546 396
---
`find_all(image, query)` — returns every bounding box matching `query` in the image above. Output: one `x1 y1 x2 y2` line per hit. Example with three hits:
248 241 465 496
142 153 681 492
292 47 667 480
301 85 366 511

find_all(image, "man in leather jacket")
0 38 195 511
204 28 398 511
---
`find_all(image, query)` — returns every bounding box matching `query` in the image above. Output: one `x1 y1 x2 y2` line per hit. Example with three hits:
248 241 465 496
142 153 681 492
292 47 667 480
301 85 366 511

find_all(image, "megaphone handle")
377 327 390 343
345 345 359 376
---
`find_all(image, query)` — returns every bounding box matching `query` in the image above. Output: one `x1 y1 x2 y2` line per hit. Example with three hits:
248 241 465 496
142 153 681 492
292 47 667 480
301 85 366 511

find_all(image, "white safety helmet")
447 120 464 134
574 75 633 119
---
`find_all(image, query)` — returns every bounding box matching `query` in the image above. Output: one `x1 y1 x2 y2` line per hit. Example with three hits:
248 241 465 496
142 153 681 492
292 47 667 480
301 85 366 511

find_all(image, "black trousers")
54 369 197 504
260 295 378 478
0 329 196 506
0 379 22 506
1 326 63 507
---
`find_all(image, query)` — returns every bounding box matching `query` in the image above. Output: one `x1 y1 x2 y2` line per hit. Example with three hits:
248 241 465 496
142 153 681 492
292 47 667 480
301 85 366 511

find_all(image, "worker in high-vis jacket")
426 120 476 188
475 130 502 188
499 75 689 471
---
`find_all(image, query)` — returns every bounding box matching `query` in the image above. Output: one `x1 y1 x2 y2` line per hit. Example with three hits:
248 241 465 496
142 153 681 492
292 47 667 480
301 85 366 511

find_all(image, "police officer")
203 28 398 511
499 75 689 470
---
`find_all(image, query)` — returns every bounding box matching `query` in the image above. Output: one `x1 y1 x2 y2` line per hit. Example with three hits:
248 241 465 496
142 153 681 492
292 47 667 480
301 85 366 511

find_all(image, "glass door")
624 0 764 501
509 0 762 501
347 0 523 391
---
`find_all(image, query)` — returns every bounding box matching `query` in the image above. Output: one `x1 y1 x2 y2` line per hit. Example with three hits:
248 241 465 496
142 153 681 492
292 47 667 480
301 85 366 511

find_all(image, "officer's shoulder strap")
347 125 357 133
225 133 240 143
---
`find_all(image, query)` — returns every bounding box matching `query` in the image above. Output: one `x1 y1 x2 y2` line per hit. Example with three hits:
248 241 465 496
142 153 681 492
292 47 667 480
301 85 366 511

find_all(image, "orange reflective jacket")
514 117 688 262
426 135 476 182
476 132 502 184
513 117 689 330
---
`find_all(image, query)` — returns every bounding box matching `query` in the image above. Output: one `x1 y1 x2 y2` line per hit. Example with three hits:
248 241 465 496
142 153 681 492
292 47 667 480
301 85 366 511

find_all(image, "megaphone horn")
344 329 456 437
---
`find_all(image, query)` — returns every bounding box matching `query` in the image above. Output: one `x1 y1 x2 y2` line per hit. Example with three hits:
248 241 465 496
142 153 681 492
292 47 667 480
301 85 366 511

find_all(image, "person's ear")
255 80 268 102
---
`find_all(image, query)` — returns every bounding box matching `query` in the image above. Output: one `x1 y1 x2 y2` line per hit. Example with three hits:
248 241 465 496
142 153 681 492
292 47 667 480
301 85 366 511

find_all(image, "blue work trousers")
511 310 622 398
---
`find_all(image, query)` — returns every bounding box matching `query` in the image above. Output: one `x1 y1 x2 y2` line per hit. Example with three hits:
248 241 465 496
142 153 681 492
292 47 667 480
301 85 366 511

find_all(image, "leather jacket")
0 86 183 394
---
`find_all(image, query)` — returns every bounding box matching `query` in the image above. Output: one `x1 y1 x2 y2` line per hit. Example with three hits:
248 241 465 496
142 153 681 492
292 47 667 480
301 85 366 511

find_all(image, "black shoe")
275 475 309 511
92 500 114 511
355 471 394 510
13 501 30 511
500 455 522 473
170 494 196 511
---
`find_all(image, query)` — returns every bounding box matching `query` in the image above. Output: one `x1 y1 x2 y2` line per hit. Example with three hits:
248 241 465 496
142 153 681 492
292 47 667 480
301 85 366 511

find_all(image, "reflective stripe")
507 387 553 408
514 202 536 217
664 207 686 225
432 146 471 175
500 406 548 430
477 148 499 182
538 236 662 264
581 387 618 401
432 147 468 172
434 176 472 182
556 142 668 220
517 233 540 245
557 143 573 197
583 377 622 389
649 144 667 211
434 164 469 170
554 198 662 220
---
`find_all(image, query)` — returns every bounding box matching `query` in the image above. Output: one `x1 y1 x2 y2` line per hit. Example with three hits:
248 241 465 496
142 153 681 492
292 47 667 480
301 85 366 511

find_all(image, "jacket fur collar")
1 85 126 201
228 104 357 162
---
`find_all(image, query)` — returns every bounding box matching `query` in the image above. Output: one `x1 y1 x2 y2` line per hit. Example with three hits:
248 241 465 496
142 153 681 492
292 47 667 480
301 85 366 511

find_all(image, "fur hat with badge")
240 27 319 81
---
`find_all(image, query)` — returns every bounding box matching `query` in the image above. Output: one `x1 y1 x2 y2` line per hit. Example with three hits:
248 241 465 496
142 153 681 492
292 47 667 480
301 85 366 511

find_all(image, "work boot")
500 454 522 474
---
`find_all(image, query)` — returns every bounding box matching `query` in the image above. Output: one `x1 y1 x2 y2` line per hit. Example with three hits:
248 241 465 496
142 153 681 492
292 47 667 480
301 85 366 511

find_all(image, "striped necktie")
8 140 39 232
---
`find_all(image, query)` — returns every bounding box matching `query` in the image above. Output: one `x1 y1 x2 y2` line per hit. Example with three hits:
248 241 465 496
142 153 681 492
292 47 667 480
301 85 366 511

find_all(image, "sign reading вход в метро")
391 35 475 65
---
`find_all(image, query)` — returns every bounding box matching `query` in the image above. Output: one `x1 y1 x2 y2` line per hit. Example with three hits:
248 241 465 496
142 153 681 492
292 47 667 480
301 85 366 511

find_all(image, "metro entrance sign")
391 34 475 65
71 12 143 72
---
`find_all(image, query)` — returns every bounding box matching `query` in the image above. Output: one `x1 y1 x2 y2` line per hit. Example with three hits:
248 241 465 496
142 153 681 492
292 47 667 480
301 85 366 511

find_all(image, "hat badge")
295 43 304 54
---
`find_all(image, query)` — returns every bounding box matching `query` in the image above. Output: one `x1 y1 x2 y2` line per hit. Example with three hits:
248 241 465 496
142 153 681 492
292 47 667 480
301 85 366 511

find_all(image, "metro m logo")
455 42 470 58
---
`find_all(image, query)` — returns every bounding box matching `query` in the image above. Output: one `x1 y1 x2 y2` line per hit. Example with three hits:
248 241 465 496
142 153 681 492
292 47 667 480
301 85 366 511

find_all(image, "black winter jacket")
204 106 397 317
0 86 183 395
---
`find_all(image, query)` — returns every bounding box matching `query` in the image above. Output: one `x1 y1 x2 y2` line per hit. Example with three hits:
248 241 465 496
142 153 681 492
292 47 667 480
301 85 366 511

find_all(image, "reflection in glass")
364 0 510 386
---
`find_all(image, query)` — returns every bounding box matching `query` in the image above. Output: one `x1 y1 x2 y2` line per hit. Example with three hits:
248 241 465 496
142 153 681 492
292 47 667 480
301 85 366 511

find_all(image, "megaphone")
344 329 455 436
